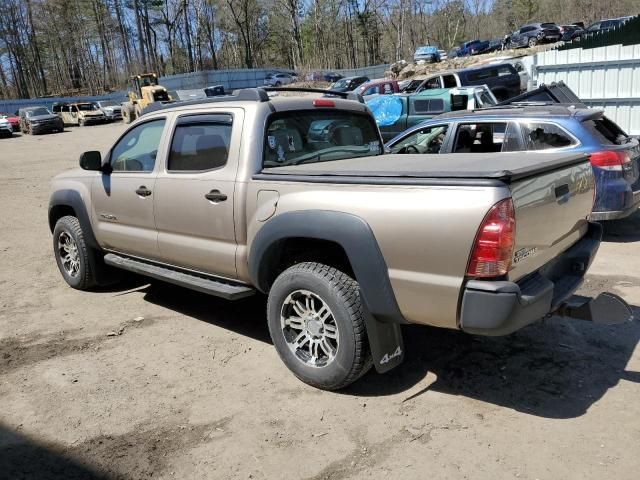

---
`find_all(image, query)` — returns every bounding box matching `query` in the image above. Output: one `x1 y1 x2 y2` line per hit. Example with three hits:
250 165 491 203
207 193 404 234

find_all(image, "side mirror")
79 151 102 171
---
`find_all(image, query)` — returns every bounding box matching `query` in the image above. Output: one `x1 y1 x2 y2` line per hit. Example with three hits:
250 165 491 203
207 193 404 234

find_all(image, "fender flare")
48 189 100 250
249 210 407 372
248 210 406 326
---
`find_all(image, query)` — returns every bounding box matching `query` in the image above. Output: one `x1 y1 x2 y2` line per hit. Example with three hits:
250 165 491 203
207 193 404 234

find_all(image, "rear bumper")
459 222 602 336
591 190 640 221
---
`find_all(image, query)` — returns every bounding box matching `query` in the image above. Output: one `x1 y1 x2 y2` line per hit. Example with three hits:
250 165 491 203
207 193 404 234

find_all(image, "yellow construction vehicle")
121 73 171 124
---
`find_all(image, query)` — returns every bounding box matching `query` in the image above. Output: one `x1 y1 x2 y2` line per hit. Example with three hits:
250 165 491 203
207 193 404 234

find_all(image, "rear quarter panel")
246 180 508 328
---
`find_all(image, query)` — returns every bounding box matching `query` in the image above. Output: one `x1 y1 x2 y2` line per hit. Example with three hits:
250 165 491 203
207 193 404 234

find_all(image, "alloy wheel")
58 231 80 277
280 289 339 368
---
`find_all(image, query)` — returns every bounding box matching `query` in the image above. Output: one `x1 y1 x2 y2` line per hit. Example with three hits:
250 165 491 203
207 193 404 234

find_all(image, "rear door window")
442 75 457 88
412 99 445 114
453 122 516 153
263 110 381 167
168 115 232 171
467 68 496 82
498 66 514 77
521 122 578 150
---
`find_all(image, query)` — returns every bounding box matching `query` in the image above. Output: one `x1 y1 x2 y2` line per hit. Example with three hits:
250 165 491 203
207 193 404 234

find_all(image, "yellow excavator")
121 73 171 124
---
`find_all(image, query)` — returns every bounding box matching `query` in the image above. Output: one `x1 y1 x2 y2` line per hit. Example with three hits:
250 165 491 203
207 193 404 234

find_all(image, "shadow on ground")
0 425 108 480
347 310 640 419
136 277 640 420
602 210 640 243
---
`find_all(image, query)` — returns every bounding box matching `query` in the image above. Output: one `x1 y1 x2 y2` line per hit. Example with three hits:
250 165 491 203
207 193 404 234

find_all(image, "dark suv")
18 106 64 135
408 64 521 101
584 16 633 35
508 23 561 48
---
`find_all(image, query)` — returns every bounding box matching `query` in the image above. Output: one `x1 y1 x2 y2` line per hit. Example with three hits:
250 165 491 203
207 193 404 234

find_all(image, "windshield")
99 101 117 107
77 104 97 111
416 47 437 54
332 79 351 89
27 108 50 117
263 110 382 168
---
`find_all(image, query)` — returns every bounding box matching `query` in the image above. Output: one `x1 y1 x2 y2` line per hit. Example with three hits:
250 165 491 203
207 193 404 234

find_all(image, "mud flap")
363 306 405 373
560 292 634 325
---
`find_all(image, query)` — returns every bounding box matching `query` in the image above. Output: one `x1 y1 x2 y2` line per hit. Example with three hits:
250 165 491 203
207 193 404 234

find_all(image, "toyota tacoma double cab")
49 88 632 390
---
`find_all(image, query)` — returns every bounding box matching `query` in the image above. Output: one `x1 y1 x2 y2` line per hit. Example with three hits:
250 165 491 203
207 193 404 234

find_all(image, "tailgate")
508 158 594 282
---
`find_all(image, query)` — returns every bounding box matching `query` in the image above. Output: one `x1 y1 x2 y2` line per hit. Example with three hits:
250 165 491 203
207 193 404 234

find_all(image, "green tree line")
0 0 637 99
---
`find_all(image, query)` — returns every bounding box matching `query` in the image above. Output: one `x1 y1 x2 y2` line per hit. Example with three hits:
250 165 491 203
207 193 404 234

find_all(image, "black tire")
528 37 538 47
53 216 96 290
267 262 372 390
122 105 135 124
275 81 282 87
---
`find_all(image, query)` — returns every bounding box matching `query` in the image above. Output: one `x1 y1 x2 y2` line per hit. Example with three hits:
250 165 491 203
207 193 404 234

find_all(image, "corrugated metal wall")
534 44 640 135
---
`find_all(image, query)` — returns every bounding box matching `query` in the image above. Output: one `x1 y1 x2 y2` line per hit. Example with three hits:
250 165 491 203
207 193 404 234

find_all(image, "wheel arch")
248 210 406 325
49 189 100 250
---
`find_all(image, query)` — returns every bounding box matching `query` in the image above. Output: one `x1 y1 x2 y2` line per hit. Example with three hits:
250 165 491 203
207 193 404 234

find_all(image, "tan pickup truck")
48 88 632 390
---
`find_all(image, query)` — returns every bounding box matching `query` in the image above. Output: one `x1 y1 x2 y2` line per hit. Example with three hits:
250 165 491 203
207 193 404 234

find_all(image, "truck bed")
260 152 590 183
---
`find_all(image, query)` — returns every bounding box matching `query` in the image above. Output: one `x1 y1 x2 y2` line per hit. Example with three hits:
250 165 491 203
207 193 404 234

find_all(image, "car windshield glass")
77 104 96 111
99 101 117 107
332 79 350 88
541 23 557 28
416 47 436 54
27 108 50 116
263 110 381 168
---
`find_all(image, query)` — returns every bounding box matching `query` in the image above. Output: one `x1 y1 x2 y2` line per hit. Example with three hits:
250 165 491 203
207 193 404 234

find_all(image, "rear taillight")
467 198 516 278
589 150 631 171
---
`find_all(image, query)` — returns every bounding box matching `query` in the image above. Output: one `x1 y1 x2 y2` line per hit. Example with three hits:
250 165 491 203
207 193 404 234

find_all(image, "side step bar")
104 253 255 300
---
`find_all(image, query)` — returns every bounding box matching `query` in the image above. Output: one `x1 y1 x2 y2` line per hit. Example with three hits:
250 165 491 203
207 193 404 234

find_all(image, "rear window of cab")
263 110 382 168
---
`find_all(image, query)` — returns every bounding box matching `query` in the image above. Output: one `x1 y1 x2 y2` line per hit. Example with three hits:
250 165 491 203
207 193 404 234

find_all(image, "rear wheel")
267 262 372 390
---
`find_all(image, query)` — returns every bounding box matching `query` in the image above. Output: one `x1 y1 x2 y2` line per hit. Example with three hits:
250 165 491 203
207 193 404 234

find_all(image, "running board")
103 253 255 300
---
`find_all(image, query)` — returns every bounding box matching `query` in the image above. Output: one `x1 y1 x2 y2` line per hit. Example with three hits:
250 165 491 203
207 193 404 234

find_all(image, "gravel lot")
1 122 639 480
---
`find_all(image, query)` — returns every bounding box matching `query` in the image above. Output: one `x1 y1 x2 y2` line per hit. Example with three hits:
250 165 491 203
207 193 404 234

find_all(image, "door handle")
135 186 152 197
205 190 228 202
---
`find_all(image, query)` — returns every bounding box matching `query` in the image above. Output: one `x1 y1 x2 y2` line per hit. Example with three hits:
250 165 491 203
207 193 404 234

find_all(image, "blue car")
385 105 640 221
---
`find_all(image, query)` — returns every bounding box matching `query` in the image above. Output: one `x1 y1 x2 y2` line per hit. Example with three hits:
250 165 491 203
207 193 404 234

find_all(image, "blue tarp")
366 96 403 126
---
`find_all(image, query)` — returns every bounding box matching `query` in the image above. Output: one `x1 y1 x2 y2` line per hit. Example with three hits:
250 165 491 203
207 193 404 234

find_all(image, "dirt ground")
0 122 639 480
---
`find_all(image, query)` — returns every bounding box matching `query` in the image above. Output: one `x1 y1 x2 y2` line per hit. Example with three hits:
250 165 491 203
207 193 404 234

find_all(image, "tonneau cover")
261 152 590 183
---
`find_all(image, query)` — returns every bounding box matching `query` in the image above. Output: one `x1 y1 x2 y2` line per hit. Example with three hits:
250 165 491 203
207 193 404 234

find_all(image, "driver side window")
390 124 449 154
111 118 166 172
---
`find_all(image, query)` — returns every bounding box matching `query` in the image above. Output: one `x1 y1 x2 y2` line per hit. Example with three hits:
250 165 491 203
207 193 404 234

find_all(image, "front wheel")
267 262 372 390
528 37 538 47
53 216 96 290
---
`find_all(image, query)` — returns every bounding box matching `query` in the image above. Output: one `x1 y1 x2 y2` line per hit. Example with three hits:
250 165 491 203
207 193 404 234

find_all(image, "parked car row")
0 99 126 137
445 15 633 57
